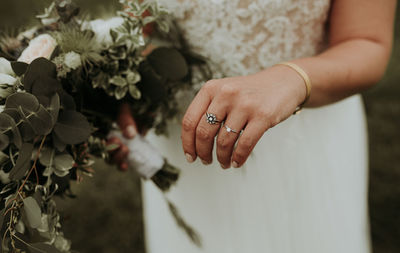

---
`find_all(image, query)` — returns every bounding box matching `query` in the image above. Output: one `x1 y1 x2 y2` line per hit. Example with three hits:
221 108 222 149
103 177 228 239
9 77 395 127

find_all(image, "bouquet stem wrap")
109 131 164 179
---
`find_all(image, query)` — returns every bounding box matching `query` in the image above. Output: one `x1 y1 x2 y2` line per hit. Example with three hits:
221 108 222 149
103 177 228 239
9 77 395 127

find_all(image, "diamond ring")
224 125 241 134
205 112 221 125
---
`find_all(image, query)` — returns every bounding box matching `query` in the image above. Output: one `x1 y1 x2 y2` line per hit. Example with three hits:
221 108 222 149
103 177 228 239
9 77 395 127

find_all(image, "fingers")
195 101 227 165
117 103 138 139
181 83 214 163
216 111 248 169
231 121 267 168
107 137 129 171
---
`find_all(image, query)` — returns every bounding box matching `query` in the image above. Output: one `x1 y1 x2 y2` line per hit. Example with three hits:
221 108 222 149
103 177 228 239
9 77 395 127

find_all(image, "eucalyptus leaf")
53 110 91 145
0 113 22 148
39 147 54 167
54 153 74 172
0 133 9 150
52 132 66 152
23 58 57 92
30 243 62 253
9 142 33 180
23 197 42 229
31 76 62 98
27 105 54 135
148 47 188 81
5 92 40 112
47 93 60 124
0 151 8 164
11 61 29 76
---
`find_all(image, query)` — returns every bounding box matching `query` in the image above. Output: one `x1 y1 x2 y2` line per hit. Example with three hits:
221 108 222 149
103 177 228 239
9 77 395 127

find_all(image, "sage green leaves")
0 57 92 153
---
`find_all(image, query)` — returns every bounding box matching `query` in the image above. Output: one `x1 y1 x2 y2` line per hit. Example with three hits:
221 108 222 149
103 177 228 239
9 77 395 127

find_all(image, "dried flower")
18 34 57 63
64 51 81 70
0 57 13 75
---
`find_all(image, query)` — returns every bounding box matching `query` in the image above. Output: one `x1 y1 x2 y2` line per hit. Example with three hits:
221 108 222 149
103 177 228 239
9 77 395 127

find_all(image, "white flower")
90 17 124 46
0 73 16 85
0 58 13 75
64 52 81 70
18 34 57 64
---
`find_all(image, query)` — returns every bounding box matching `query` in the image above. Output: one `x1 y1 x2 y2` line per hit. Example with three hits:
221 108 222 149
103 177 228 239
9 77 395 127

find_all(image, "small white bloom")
0 58 13 75
64 52 82 70
90 17 124 46
0 73 16 85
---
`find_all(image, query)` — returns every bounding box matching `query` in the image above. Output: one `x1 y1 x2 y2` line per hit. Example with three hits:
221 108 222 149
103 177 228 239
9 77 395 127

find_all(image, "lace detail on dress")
159 0 331 76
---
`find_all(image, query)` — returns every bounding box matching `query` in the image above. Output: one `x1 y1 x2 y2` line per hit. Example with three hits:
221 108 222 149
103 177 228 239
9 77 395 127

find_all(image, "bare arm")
289 0 397 106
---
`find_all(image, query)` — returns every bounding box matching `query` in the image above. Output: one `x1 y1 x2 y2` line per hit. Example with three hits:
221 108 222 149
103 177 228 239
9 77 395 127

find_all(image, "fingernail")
185 153 195 163
221 164 230 169
125 125 137 139
232 161 239 168
201 159 210 165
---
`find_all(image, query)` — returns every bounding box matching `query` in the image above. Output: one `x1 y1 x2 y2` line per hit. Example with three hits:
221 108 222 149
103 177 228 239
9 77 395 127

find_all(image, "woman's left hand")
181 65 307 169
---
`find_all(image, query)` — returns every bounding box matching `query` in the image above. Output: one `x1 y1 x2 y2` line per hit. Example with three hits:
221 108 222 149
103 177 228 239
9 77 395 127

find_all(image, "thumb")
117 103 138 139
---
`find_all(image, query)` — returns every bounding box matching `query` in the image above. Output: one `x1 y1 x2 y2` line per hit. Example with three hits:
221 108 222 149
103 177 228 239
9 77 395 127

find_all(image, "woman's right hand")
107 103 138 171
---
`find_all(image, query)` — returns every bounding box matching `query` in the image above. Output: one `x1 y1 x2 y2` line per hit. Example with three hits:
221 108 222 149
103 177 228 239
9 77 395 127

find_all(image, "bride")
112 0 396 252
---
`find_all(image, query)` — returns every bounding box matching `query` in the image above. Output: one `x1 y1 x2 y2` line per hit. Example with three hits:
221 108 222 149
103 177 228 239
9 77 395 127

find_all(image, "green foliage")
0 0 213 251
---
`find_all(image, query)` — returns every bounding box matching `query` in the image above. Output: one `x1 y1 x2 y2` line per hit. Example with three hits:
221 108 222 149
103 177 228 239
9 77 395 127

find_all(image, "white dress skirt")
143 0 371 252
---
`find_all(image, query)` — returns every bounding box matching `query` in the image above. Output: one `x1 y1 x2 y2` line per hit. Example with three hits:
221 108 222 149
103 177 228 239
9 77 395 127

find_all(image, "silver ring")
224 125 241 134
206 112 221 125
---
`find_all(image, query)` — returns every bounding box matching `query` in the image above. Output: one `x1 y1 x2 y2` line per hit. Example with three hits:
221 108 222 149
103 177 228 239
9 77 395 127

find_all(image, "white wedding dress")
143 0 371 252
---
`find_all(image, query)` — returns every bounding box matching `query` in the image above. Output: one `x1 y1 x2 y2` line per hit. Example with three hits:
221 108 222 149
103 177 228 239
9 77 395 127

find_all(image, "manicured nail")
185 153 195 163
201 159 210 165
221 164 230 169
125 125 137 139
232 161 239 168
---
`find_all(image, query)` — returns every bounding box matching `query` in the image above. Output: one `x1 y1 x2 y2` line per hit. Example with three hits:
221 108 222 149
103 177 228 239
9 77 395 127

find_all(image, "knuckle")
239 99 255 111
196 126 214 142
203 79 218 91
217 137 234 150
220 84 238 97
182 117 197 132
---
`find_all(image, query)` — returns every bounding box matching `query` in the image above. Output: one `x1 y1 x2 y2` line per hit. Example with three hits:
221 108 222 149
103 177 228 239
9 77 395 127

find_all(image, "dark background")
0 1 399 252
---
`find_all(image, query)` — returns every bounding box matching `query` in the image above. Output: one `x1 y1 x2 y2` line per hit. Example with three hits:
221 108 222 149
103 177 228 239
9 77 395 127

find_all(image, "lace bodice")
159 0 331 76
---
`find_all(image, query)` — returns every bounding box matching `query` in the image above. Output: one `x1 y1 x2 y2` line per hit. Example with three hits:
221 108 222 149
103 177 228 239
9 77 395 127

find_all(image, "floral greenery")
0 0 211 252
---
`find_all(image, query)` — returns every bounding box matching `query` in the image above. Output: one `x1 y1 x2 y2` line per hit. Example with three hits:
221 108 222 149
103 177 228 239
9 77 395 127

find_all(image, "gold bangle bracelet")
276 62 312 114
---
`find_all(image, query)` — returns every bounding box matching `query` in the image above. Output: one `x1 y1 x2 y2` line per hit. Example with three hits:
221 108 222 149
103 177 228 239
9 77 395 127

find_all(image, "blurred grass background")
0 1 399 252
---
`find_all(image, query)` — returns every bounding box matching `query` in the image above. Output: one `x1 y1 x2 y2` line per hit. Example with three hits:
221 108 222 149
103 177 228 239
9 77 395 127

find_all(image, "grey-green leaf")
30 243 62 253
10 142 33 180
24 105 54 135
54 153 74 172
0 113 22 148
23 196 42 229
5 92 40 111
11 61 29 76
115 85 128 100
53 110 91 145
128 84 141 99
109 75 127 87
0 133 8 150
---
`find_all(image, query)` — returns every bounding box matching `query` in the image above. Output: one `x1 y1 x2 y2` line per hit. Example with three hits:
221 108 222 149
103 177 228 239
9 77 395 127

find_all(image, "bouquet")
0 0 211 251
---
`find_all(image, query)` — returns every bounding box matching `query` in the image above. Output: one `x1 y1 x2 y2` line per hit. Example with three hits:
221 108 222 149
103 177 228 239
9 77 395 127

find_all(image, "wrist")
275 62 312 113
